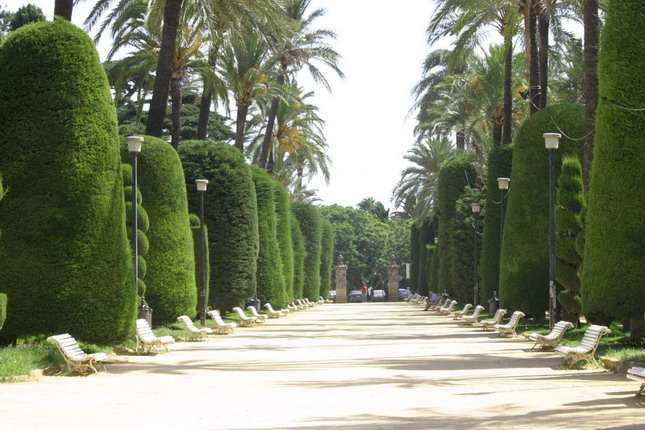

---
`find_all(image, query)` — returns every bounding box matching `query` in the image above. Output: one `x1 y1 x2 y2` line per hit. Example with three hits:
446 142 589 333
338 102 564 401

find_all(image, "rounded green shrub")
500 103 584 315
179 140 258 311
251 166 287 308
291 215 305 299
122 163 133 186
582 0 645 324
274 182 294 302
124 186 143 204
137 278 147 298
291 202 322 300
319 218 334 301
138 255 147 279
136 136 196 325
125 202 150 232
0 20 135 344
479 144 513 303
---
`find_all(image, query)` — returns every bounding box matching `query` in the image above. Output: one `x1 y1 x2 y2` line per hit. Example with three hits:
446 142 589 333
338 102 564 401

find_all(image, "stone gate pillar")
387 263 400 302
334 256 347 303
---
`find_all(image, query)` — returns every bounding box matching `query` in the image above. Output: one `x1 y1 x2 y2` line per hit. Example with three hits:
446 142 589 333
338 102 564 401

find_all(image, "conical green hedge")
190 214 210 318
291 201 322 300
274 182 294 303
319 218 334 301
291 215 305 299
0 20 135 344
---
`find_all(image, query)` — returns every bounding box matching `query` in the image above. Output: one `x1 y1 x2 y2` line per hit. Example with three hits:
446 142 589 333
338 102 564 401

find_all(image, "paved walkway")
1 303 642 429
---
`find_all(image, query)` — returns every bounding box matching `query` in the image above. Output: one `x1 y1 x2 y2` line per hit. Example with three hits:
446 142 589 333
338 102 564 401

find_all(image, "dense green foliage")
436 154 477 294
409 224 420 291
500 104 584 315
582 0 645 324
0 293 6 332
9 4 45 31
190 214 210 318
290 215 305 299
251 166 287 308
319 218 335 300
479 145 513 302
123 163 150 300
556 157 585 321
428 244 440 293
0 20 135 344
416 219 434 296
274 183 294 302
179 140 259 311
136 136 196 325
291 201 322 300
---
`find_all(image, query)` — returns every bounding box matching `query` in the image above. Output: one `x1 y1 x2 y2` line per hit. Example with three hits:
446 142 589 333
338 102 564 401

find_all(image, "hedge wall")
417 219 433 296
136 136 196 324
291 201 322 300
500 104 584 315
0 20 135 344
582 0 645 323
179 140 259 311
479 145 513 303
190 214 210 318
409 224 420 291
319 218 334 301
290 215 306 299
251 166 287 308
436 154 477 294
428 244 439 294
274 182 294 303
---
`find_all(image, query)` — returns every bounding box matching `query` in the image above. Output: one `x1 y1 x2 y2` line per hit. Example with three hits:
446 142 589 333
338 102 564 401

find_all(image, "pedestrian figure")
361 284 368 303
367 285 373 302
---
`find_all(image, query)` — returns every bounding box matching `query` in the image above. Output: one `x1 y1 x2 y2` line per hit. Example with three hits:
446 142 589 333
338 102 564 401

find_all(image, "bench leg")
639 383 645 396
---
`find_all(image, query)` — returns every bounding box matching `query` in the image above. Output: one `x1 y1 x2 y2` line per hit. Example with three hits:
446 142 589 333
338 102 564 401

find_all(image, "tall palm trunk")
583 0 599 191
538 12 549 109
493 122 503 147
259 64 287 169
234 104 250 151
502 37 514 144
527 8 540 115
197 89 212 140
145 0 184 137
170 76 182 149
456 130 466 150
54 0 73 20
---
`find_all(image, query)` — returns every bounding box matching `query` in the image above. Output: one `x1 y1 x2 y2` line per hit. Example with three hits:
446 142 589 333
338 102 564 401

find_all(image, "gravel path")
1 302 642 429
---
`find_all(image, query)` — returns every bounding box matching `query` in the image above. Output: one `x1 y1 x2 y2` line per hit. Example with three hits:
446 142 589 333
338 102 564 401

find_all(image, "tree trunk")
456 130 465 151
234 104 250 151
197 89 212 140
583 0 599 192
170 77 182 149
54 0 73 20
493 123 503 147
630 316 645 339
528 9 540 115
145 0 183 137
502 37 513 145
538 12 549 109
259 69 286 169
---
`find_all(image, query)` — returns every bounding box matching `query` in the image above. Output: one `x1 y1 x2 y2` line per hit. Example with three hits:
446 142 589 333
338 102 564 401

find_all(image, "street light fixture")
496 177 510 308
127 136 143 302
196 179 209 326
544 132 561 330
471 202 482 306
434 237 438 244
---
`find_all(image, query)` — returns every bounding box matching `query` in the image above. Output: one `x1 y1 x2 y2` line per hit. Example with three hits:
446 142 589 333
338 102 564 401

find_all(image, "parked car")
372 290 386 302
328 290 336 302
398 288 411 300
348 290 363 303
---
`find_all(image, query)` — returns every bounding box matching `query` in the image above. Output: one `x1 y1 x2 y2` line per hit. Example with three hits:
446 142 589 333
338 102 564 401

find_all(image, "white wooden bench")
429 297 446 310
527 320 575 350
554 324 610 367
303 298 316 307
177 315 213 340
452 304 472 320
627 367 645 396
47 333 110 374
481 309 507 331
136 319 175 354
247 306 267 323
494 311 525 337
462 305 485 325
264 303 285 318
207 310 237 334
233 307 258 327
438 300 457 315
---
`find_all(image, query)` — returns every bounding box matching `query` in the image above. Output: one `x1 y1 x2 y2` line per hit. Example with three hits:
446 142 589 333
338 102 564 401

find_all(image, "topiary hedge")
319 218 334 301
417 219 433 296
0 20 136 344
479 144 513 303
582 0 645 326
291 201 322 300
274 182 294 303
179 140 258 311
251 166 287 308
136 136 196 325
500 103 584 315
290 215 305 299
409 224 420 291
190 214 210 319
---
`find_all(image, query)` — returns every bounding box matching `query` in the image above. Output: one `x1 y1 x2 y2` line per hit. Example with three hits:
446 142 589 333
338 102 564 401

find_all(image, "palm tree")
54 0 73 20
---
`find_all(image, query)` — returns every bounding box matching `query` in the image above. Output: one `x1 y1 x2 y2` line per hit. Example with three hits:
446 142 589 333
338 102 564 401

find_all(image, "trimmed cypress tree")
409 224 420 292
582 0 645 332
190 214 210 318
500 104 584 315
319 218 335 301
274 182 294 303
136 136 196 325
291 201 322 300
417 219 433 296
479 145 513 303
123 166 150 301
179 140 259 311
290 215 306 299
436 154 477 294
0 20 135 344
0 177 4 332
428 244 440 293
450 187 483 303
251 166 287 308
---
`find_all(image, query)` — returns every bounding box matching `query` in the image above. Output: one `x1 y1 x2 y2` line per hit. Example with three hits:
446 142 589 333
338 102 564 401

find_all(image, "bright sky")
14 0 459 212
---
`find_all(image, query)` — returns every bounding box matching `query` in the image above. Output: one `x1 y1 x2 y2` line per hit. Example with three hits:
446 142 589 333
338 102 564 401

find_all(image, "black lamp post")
196 179 209 326
544 132 561 329
127 136 143 300
496 177 510 302
471 202 482 306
